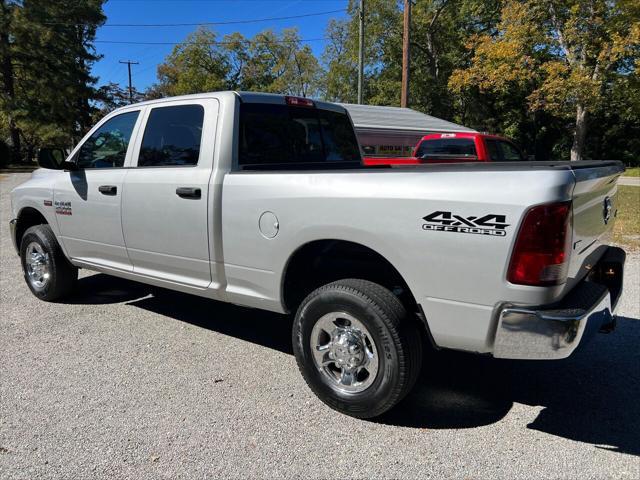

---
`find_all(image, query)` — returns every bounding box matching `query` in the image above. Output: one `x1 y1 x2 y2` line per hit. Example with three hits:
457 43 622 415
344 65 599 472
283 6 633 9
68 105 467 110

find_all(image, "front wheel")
20 224 77 301
292 279 422 418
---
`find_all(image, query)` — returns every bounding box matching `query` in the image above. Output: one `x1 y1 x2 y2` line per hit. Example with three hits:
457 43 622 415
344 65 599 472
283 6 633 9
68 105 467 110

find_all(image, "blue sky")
93 0 349 91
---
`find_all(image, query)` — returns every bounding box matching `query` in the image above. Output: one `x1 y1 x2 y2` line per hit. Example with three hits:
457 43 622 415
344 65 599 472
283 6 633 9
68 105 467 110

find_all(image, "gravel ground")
1 172 639 479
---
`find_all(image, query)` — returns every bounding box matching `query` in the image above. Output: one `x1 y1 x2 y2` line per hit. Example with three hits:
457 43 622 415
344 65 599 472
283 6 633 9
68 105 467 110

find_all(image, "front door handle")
98 185 117 196
176 187 201 199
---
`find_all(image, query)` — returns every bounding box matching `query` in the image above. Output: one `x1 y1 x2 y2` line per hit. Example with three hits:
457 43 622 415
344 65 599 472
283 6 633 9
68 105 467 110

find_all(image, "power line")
45 8 347 27
96 37 328 46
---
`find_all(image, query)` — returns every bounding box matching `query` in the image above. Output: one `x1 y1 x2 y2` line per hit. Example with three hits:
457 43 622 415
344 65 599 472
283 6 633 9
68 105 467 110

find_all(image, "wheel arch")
15 207 49 254
281 239 418 316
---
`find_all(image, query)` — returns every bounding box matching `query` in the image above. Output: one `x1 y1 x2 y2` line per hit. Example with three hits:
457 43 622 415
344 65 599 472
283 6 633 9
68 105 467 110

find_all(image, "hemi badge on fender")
44 200 53 206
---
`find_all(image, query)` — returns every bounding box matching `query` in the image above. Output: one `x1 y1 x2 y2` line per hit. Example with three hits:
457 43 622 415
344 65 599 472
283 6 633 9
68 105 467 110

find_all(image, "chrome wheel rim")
310 312 379 393
25 242 50 289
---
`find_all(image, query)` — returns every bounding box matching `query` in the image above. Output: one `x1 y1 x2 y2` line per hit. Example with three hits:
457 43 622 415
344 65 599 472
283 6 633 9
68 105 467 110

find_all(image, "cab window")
415 138 477 158
499 141 524 161
138 105 204 167
485 139 501 161
486 138 524 161
76 111 139 169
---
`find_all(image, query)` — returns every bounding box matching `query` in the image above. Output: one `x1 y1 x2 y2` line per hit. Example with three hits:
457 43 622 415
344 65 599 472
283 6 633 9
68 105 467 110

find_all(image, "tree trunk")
424 32 441 80
570 104 587 161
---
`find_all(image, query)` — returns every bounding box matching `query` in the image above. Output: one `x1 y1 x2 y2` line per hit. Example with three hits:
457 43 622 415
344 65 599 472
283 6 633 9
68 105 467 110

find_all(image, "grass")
613 185 640 251
623 167 640 177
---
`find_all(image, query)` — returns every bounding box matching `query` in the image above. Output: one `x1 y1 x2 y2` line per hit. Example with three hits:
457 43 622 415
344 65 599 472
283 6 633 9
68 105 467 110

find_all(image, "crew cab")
363 132 526 166
10 92 626 418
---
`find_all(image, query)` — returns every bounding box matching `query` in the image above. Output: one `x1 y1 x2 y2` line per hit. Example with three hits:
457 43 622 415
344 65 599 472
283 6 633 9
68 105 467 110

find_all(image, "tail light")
285 96 314 107
508 201 572 286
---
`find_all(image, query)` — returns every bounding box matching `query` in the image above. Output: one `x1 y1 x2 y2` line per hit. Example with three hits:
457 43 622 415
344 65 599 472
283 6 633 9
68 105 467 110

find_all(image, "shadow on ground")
71 273 640 456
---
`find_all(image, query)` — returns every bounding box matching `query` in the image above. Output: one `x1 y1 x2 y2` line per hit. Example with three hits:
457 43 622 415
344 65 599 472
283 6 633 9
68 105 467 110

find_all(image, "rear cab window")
238 102 361 170
415 138 477 159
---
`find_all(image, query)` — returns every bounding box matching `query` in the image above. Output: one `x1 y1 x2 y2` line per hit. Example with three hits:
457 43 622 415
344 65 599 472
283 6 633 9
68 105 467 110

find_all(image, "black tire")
292 279 422 418
20 224 77 301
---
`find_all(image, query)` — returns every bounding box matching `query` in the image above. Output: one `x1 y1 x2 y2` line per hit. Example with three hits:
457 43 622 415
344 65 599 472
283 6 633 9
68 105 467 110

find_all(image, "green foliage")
153 28 229 97
319 0 638 162
94 82 144 119
0 0 106 161
1 0 637 165
322 0 403 105
449 0 639 160
148 27 322 98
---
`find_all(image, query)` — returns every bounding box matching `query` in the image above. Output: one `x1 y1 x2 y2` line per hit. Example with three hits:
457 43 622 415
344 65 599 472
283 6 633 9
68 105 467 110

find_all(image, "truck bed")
369 160 624 172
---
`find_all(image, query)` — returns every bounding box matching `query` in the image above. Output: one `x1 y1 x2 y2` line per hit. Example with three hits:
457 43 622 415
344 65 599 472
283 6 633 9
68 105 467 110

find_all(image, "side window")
138 105 204 167
76 111 139 169
499 141 524 161
485 139 501 161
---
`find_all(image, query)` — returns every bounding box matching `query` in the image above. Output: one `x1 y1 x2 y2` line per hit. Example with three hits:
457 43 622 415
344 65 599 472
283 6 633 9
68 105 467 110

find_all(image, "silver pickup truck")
9 92 626 418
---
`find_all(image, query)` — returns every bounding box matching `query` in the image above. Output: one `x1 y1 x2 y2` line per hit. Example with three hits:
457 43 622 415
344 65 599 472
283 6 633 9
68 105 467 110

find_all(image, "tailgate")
567 162 625 286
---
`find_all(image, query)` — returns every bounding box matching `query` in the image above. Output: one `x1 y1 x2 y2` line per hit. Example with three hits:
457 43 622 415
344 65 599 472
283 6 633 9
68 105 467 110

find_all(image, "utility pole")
401 0 411 108
357 0 365 104
119 60 139 103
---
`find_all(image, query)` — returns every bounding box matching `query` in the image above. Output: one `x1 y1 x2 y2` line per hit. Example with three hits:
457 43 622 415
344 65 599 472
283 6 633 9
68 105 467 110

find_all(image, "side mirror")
61 157 79 171
37 148 67 170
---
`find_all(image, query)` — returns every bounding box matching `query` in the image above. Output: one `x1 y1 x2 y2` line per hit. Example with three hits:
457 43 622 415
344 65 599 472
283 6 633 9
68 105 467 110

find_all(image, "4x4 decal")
422 211 509 237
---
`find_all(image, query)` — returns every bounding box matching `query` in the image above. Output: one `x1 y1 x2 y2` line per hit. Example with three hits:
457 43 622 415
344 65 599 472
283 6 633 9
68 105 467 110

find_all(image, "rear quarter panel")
221 167 575 352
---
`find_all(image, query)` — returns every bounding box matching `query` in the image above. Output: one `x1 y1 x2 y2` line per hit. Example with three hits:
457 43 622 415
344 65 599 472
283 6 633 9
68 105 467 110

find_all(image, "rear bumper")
9 218 18 254
493 246 625 360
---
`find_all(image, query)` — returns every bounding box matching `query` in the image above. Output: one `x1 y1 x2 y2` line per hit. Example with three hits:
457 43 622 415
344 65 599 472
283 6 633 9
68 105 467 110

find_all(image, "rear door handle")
98 185 117 196
176 187 201 199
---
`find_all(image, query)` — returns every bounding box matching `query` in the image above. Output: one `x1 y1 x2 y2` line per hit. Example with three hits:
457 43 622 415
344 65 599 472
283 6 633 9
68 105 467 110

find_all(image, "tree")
0 0 106 161
1 0 21 160
321 0 402 104
449 0 639 160
149 27 322 98
223 32 252 90
94 82 144 117
250 29 321 97
320 0 503 116
152 28 230 97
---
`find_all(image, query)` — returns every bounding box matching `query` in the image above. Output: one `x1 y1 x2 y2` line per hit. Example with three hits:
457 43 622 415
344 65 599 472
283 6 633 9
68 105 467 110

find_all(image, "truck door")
121 99 218 288
54 110 142 271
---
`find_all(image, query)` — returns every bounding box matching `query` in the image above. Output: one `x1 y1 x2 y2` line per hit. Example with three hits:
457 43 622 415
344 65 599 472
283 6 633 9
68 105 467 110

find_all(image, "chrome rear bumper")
494 246 625 360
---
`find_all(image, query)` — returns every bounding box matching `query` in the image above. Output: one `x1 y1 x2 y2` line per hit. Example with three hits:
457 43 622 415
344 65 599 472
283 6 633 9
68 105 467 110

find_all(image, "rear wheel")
20 224 77 301
292 279 422 418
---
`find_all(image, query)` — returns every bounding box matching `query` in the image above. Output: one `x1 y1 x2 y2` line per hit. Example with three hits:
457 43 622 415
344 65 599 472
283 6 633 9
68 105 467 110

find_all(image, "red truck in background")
363 132 527 166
